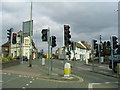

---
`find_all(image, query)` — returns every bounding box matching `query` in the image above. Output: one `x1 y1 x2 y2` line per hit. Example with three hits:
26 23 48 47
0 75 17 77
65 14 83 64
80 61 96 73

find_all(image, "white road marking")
8 73 11 75
4 73 7 75
19 75 22 77
88 82 118 89
24 76 27 77
29 81 32 84
26 84 29 86
22 87 26 89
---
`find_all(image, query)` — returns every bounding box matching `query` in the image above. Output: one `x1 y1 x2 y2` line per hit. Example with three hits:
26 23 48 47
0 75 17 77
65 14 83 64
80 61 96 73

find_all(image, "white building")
11 30 37 59
57 41 91 61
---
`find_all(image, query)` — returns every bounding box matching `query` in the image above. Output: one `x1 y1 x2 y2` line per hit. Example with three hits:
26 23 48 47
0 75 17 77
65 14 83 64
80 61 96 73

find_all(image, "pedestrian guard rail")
109 55 120 60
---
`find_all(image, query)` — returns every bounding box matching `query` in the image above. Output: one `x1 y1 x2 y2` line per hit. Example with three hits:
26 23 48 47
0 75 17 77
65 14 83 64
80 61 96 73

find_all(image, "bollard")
42 58 45 65
64 63 71 77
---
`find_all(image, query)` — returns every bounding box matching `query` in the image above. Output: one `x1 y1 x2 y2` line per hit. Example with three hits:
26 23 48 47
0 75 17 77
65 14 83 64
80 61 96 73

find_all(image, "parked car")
15 56 28 61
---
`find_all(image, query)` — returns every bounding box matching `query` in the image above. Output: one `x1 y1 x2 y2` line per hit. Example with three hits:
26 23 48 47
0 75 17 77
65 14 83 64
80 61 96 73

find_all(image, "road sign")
23 20 33 37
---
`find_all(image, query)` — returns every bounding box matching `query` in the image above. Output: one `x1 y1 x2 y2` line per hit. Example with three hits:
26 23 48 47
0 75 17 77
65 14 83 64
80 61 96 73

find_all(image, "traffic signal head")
64 25 71 46
51 36 56 47
93 40 98 50
107 41 111 47
41 29 48 41
12 32 17 44
7 28 13 43
112 36 118 49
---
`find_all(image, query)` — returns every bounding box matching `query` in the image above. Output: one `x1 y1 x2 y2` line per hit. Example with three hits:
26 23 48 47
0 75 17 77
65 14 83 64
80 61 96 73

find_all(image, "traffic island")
38 74 84 83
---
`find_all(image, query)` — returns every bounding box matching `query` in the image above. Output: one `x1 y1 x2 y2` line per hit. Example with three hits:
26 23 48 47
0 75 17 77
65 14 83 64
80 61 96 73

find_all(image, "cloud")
1 2 118 53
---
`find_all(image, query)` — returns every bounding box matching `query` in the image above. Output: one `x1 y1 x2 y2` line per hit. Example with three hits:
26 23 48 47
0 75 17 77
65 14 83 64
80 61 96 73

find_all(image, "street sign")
23 20 33 37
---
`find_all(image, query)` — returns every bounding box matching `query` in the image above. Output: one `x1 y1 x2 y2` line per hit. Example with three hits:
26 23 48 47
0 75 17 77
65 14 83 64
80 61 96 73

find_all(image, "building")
56 41 91 61
11 30 38 59
1 42 10 57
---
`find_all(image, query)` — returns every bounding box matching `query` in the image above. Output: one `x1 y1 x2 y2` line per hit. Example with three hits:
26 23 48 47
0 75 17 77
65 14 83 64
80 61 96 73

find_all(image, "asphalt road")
2 59 119 89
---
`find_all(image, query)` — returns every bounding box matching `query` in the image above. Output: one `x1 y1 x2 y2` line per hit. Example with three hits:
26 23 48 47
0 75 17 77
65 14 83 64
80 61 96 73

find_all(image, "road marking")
8 73 11 75
3 73 7 75
24 76 27 78
2 77 20 84
29 81 32 84
37 74 84 83
88 82 118 89
26 84 29 86
3 70 40 77
76 66 91 71
19 75 22 77
22 87 26 89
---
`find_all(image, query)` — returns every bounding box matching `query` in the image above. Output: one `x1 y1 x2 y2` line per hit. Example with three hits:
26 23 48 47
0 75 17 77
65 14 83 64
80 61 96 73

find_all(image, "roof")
76 42 86 49
1 42 10 47
81 41 91 50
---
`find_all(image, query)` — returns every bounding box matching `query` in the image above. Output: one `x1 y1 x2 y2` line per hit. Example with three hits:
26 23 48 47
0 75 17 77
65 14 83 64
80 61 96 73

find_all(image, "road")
2 59 119 89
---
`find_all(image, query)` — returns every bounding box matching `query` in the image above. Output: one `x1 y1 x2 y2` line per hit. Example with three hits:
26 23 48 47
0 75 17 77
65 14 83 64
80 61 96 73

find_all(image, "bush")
7 56 15 61
2 56 15 62
0 57 2 61
2 58 8 62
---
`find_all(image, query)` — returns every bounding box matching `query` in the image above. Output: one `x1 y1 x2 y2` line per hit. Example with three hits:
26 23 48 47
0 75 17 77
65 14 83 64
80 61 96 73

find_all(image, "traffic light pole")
51 47 53 72
73 42 76 67
29 1 33 67
48 28 51 75
64 46 66 67
92 40 94 71
110 36 114 70
99 35 101 64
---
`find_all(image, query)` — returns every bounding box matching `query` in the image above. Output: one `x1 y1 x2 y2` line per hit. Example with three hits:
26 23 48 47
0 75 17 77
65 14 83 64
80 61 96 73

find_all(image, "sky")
0 0 119 53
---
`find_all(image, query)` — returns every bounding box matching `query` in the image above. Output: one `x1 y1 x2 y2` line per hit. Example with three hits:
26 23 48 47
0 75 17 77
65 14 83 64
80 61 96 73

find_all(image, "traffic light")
107 41 111 47
41 29 48 41
7 28 13 43
106 41 111 55
93 40 98 50
12 32 17 44
64 25 71 46
51 36 56 47
112 36 118 49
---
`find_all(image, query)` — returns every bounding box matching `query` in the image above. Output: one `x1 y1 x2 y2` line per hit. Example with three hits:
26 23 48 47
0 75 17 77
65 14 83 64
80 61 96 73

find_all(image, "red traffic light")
64 25 70 30
65 27 69 30
13 34 17 37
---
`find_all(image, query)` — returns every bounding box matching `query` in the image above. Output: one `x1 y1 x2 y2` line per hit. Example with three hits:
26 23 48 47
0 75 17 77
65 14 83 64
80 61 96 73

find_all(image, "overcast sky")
1 1 119 53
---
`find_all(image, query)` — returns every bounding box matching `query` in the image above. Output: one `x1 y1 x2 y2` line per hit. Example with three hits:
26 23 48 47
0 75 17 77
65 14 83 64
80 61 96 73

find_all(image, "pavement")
83 61 119 78
2 59 119 88
2 59 81 82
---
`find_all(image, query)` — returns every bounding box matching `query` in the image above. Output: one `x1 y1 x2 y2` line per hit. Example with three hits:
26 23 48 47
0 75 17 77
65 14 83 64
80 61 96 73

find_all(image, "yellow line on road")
37 74 84 83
